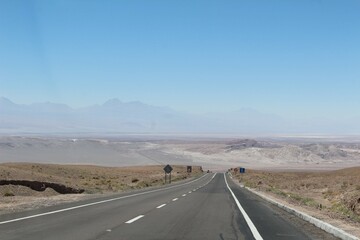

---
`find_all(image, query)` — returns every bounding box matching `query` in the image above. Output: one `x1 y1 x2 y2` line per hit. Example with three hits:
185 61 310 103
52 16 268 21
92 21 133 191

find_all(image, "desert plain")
1 135 360 236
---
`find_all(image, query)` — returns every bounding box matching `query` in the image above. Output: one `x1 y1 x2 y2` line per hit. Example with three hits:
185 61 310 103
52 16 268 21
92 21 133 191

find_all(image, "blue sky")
1 0 359 119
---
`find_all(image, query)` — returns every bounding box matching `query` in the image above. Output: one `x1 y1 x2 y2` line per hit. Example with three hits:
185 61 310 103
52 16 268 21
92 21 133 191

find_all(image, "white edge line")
245 187 359 240
125 215 144 224
224 173 263 240
156 204 166 209
0 173 210 225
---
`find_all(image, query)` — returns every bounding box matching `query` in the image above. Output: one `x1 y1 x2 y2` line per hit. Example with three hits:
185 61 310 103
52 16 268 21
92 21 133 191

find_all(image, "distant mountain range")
0 97 359 135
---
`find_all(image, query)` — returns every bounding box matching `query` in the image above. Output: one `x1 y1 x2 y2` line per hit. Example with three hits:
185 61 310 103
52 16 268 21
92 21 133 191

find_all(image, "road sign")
164 164 173 184
239 167 246 173
187 166 192 173
163 164 173 174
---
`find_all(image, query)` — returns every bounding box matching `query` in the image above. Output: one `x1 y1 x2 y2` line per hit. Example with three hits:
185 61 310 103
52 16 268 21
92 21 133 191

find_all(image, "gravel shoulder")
230 168 360 238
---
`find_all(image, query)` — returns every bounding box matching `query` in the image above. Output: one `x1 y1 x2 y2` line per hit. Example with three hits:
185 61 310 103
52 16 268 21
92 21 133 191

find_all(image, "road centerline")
156 204 166 209
125 215 145 224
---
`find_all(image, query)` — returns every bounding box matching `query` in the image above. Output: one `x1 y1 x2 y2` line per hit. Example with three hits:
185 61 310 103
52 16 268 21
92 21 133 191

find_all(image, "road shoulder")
229 173 359 240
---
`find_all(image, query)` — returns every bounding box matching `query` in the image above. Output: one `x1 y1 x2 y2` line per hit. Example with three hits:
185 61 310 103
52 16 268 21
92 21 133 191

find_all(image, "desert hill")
1 136 360 170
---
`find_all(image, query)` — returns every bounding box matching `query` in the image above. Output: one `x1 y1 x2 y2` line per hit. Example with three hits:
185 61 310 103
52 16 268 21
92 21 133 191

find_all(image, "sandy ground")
230 167 360 238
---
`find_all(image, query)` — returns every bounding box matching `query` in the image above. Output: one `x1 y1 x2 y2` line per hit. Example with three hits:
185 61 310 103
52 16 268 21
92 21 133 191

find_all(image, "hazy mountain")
0 97 207 133
1 97 359 134
0 97 16 107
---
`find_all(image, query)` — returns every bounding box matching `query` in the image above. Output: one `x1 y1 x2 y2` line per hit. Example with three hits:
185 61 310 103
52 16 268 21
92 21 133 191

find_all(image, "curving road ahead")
0 173 337 240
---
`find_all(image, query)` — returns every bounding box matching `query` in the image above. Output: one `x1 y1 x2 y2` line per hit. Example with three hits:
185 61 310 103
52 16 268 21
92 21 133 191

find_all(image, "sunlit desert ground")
0 163 202 215
1 135 359 236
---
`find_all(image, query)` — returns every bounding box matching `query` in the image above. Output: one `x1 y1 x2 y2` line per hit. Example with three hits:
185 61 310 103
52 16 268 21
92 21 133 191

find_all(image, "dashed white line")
182 194 187 197
106 229 112 232
224 173 263 240
188 191 192 193
156 204 166 209
125 215 144 224
172 198 178 201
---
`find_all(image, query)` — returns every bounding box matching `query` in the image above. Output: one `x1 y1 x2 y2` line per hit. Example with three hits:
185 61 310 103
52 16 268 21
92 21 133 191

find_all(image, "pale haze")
1 0 360 135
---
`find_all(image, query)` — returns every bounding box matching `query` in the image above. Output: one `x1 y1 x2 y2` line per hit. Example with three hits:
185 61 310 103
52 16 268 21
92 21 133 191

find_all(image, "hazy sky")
1 0 359 119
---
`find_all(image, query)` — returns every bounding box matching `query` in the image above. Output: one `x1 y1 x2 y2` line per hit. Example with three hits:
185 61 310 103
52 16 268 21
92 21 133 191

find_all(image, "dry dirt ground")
0 163 202 215
230 167 360 237
1 136 359 236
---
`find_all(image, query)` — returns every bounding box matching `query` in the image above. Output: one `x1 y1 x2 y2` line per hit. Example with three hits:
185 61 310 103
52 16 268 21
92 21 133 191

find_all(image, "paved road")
0 173 337 240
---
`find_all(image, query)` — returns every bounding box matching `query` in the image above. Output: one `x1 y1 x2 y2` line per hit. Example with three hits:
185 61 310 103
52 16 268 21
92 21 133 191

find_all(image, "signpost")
234 167 245 175
163 164 173 184
187 166 192 173
237 167 246 182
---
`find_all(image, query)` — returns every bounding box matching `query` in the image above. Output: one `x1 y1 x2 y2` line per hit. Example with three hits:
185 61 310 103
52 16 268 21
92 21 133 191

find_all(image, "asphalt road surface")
0 173 338 240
